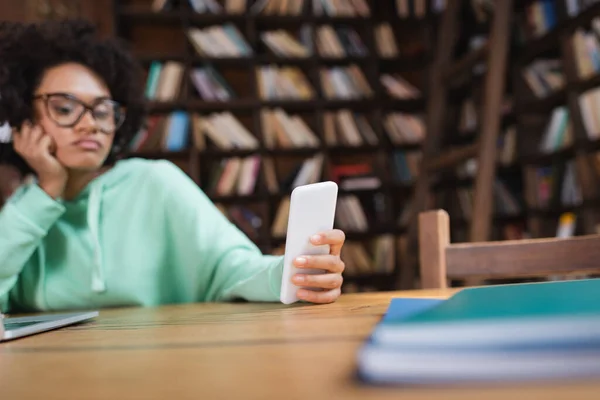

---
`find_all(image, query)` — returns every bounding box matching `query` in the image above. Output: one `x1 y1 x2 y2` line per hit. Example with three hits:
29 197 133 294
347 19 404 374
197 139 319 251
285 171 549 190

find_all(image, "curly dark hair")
0 19 147 175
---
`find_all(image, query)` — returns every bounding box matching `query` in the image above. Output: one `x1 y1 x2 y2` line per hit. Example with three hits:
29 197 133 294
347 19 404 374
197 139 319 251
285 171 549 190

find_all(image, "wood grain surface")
1 288 598 399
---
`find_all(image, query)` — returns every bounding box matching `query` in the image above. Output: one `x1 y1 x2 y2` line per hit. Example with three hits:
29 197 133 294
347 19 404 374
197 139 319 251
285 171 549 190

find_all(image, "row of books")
322 110 378 146
256 65 315 100
526 86 600 146
530 161 582 209
209 155 325 197
521 59 564 98
270 192 370 236
434 180 523 222
130 111 260 153
152 0 446 17
320 65 374 99
206 156 262 197
261 108 320 148
315 25 368 58
192 153 405 199
187 24 253 58
144 63 423 102
184 23 414 60
339 236 396 276
130 110 426 153
260 27 312 58
383 112 425 146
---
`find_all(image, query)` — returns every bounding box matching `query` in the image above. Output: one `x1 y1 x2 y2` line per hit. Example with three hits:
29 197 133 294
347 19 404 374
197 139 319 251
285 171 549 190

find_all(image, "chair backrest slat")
418 209 600 289
447 235 600 279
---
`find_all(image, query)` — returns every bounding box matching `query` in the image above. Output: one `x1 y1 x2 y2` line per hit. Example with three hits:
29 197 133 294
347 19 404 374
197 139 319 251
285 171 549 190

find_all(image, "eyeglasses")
33 93 126 134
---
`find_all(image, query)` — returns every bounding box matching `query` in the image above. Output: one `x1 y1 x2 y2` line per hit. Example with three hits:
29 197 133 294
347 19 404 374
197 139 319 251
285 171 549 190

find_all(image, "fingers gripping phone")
280 181 338 304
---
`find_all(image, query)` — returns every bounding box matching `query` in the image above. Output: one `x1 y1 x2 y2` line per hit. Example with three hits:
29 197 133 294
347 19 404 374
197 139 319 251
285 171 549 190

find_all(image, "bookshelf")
112 0 444 293
513 0 600 240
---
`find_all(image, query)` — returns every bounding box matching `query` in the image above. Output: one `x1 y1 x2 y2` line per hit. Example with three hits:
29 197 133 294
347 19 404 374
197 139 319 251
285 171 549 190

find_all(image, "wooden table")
1 288 598 399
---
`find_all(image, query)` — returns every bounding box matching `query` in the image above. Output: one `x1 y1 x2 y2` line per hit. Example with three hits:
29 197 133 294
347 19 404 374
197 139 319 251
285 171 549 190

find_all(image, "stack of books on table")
357 279 600 385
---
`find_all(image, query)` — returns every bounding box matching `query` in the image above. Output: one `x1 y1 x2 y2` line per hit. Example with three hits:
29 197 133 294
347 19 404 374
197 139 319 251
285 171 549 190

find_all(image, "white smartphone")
280 181 338 304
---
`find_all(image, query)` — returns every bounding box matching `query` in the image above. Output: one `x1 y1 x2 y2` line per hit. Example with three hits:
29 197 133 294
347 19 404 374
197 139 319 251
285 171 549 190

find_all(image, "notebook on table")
357 279 600 385
1 311 98 342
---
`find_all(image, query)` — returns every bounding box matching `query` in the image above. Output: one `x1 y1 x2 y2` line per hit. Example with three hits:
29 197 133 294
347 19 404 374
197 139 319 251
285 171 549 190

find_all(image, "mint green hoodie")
0 158 284 313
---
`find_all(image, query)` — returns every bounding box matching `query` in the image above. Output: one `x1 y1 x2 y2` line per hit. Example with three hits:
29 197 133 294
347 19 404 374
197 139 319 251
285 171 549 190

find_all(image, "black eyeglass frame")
32 92 126 134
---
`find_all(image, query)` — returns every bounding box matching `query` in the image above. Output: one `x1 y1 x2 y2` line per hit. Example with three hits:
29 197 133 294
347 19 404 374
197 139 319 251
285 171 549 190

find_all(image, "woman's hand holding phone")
291 229 346 304
12 121 67 199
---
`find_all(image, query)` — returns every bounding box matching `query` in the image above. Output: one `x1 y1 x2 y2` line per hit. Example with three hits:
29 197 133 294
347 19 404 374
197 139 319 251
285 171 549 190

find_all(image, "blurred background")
2 0 600 292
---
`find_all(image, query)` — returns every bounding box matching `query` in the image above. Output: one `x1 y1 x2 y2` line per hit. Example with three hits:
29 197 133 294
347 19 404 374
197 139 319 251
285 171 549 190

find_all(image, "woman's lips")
74 139 101 150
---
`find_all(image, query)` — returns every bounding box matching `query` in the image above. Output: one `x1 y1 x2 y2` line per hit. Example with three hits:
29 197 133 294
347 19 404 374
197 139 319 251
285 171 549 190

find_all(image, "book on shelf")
572 23 600 79
262 157 279 193
187 0 247 14
330 162 382 191
145 61 185 101
261 108 320 148
529 161 582 210
383 112 425 145
336 195 370 232
392 151 421 184
312 0 371 17
249 0 306 15
556 211 577 237
320 65 373 99
380 73 421 99
578 86 600 140
322 109 378 147
191 112 259 151
187 24 253 58
521 59 564 98
256 65 315 100
316 25 369 58
396 0 427 18
130 111 190 153
260 28 312 58
374 23 399 59
341 235 396 277
206 156 261 197
190 65 236 101
538 106 573 154
522 0 558 40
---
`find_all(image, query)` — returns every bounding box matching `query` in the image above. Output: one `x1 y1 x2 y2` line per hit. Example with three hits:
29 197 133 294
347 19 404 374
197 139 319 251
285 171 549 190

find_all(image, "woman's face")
32 62 123 172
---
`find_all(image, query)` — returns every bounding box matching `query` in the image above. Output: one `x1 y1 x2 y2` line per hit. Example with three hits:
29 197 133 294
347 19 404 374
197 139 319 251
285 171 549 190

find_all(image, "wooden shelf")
514 89 567 115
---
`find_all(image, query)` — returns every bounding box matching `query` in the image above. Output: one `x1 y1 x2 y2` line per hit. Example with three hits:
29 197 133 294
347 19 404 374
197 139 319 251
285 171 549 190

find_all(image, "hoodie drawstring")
87 183 106 293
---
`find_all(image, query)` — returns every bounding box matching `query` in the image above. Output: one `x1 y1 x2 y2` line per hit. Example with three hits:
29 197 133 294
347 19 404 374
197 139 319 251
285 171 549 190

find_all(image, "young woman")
0 20 346 313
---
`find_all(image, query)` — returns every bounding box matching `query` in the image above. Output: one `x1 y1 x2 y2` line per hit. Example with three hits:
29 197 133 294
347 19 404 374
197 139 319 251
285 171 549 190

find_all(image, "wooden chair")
418 209 600 289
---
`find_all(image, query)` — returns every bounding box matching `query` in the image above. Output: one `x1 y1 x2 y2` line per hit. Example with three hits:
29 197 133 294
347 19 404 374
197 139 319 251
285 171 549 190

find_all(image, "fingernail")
293 275 305 283
310 235 322 244
295 257 307 265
